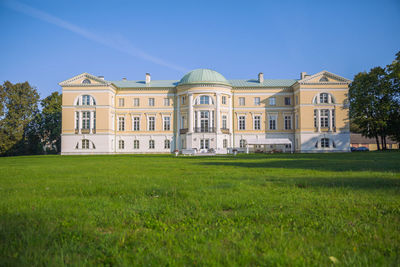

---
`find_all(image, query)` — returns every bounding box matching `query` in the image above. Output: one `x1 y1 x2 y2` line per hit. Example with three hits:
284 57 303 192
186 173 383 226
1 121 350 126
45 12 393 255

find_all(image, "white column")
216 94 221 133
176 96 181 150
197 110 200 130
79 111 83 134
317 109 321 133
90 111 94 134
188 94 193 133
328 109 332 131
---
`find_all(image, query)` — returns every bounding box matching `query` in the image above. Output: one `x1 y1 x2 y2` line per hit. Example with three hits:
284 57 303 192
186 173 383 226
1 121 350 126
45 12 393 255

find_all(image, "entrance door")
200 139 210 151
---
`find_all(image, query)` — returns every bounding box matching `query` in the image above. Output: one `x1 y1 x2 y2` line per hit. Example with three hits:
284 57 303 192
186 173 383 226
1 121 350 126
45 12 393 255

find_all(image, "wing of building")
59 69 351 154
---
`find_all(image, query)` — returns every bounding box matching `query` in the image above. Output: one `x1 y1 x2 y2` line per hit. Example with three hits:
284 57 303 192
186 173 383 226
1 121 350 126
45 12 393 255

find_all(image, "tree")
0 81 40 155
38 92 62 153
386 51 400 144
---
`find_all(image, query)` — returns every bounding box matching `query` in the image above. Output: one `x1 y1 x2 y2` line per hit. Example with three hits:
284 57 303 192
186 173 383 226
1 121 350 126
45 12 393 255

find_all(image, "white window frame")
268 114 277 130
82 111 90 129
239 139 246 148
320 109 329 127
132 116 140 131
133 98 140 107
269 97 276 106
118 98 125 107
149 139 155 149
164 98 170 106
119 140 125 149
284 115 292 130
222 96 226 105
118 116 125 131
149 98 155 106
254 97 260 106
133 140 139 149
82 139 90 149
223 139 228 148
238 115 246 130
321 138 330 148
253 115 261 130
320 93 329 104
199 95 210 105
222 115 227 129
163 116 171 131
239 97 245 106
164 139 170 149
148 116 155 131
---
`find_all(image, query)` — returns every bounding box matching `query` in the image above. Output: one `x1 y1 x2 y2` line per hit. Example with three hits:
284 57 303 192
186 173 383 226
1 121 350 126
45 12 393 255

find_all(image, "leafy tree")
38 92 62 153
386 51 400 144
0 81 40 155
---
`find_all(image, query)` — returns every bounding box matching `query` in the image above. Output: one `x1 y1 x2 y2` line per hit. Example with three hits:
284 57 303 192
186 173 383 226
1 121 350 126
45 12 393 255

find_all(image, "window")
200 139 209 149
295 114 299 129
295 95 298 105
200 95 210 104
239 97 245 106
149 140 155 149
82 111 90 129
181 116 186 129
164 98 170 106
118 117 125 131
133 98 140 106
254 97 260 106
238 115 246 130
314 110 318 128
269 97 276 106
239 139 246 148
82 139 89 149
254 115 261 130
222 96 227 104
182 96 186 105
82 79 91 84
75 112 79 130
269 115 277 130
320 109 329 127
321 138 330 148
119 140 125 149
163 116 170 131
222 115 227 129
133 140 139 149
285 97 291 105
320 93 328 104
82 95 90 105
164 139 170 149
223 139 228 148
149 98 155 106
133 117 140 131
148 117 155 131
332 109 335 128
119 98 125 107
284 115 292 130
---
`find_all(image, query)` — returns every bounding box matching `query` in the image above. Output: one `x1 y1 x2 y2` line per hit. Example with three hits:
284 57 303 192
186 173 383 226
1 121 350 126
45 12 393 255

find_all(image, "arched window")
321 138 330 148
82 79 91 84
320 93 329 103
319 76 329 82
200 95 210 104
76 95 96 106
313 93 335 104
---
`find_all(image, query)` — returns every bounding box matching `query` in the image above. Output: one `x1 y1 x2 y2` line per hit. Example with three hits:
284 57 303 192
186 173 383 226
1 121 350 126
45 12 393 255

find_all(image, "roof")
350 133 397 144
111 80 178 88
179 69 230 86
229 79 297 87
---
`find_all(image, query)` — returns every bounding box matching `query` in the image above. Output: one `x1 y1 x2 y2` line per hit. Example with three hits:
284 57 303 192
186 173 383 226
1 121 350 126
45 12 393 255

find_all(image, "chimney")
122 77 127 81
98 75 105 80
300 72 307 79
145 73 151 84
258 72 264 83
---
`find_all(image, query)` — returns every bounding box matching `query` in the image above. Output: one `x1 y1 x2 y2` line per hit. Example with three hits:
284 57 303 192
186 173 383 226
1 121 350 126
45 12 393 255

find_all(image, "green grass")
0 152 399 266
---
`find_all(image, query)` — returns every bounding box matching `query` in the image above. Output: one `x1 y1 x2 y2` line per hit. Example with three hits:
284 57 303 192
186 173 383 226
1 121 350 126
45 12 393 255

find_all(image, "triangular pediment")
59 73 110 86
299 70 351 85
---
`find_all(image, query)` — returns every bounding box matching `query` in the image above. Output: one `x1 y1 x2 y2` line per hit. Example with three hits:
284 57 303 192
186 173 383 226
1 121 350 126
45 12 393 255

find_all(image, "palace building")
59 69 351 155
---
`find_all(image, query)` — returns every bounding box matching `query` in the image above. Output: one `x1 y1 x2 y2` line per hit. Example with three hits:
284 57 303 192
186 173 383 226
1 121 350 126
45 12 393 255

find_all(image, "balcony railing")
180 128 188 134
194 127 216 133
221 128 230 134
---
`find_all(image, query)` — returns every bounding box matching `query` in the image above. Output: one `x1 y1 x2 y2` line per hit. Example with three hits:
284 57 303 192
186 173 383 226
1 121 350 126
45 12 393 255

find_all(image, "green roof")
179 69 230 86
111 80 178 88
229 79 297 87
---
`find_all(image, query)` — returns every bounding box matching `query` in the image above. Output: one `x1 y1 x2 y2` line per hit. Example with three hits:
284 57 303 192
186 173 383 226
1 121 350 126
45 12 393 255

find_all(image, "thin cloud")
3 0 188 73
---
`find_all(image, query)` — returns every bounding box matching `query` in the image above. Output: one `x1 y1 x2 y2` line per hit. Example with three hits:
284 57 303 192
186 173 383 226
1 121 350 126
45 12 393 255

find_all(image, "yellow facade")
60 70 351 154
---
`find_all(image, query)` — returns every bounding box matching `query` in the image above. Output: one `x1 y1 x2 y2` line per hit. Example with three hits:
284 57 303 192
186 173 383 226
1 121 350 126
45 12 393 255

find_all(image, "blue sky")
0 0 399 98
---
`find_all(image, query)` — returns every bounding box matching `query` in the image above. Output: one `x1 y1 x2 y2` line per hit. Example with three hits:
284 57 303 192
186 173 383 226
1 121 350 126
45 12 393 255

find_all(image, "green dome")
179 69 230 86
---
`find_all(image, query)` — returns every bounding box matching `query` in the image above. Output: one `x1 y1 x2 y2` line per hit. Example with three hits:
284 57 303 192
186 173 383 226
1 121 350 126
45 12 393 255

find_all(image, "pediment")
299 70 351 85
59 73 110 87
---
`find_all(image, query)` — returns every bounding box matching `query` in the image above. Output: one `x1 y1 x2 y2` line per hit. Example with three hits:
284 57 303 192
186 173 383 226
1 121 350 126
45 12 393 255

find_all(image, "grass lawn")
0 152 399 266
